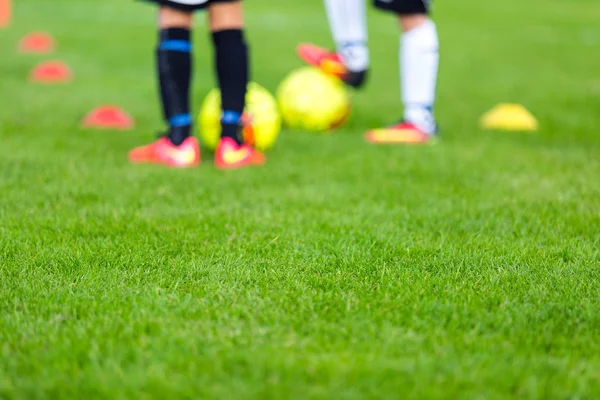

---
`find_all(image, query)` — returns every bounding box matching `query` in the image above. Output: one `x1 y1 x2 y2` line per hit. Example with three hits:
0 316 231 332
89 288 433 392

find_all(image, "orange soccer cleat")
214 137 265 170
297 43 347 79
128 136 200 168
365 121 438 145
296 43 367 88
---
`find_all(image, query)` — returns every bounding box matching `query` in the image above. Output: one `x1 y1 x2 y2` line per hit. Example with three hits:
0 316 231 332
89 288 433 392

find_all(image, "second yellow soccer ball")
277 67 351 132
198 83 281 152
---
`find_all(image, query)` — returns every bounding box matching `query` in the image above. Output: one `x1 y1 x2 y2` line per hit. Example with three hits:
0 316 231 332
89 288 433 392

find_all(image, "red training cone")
0 0 11 28
19 32 55 54
29 60 72 83
81 105 135 130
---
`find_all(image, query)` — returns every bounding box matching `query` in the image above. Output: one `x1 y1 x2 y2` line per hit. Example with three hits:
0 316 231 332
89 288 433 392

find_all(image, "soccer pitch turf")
1 0 599 398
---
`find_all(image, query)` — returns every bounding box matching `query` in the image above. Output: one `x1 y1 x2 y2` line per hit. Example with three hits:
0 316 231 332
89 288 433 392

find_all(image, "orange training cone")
81 105 135 130
30 60 72 83
19 32 55 54
0 0 11 28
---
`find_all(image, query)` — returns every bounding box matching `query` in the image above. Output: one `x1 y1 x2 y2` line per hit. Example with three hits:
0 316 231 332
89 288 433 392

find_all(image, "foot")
128 136 200 167
365 121 438 145
214 137 265 170
296 43 367 89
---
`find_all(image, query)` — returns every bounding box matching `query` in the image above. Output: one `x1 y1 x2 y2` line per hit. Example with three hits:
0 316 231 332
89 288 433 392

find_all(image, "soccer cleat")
365 121 438 145
128 136 200 167
297 43 346 78
214 137 265 170
296 43 367 89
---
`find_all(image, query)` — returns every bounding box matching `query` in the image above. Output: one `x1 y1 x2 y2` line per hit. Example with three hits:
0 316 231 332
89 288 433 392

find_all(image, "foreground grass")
1 0 599 398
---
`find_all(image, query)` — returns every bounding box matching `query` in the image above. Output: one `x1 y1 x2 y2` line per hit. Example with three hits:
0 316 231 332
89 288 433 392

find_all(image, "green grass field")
1 0 600 398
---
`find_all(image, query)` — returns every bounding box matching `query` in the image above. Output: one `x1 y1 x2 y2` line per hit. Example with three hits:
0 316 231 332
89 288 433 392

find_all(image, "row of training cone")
20 32 71 84
21 32 73 84
18 31 135 130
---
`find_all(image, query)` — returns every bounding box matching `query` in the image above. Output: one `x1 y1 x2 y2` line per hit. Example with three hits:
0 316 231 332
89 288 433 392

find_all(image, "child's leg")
398 12 439 133
324 0 370 75
157 6 194 145
209 1 248 145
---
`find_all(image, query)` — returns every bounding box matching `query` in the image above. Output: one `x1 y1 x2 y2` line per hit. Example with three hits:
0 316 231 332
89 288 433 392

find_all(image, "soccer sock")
324 0 370 74
400 19 439 134
157 28 192 146
212 29 248 145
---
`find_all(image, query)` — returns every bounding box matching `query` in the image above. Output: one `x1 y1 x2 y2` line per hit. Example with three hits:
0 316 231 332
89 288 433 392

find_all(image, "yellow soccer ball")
277 67 351 132
198 83 281 151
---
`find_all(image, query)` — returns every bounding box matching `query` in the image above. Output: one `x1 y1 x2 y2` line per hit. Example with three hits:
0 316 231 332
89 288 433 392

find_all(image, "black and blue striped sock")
212 29 248 145
157 27 192 146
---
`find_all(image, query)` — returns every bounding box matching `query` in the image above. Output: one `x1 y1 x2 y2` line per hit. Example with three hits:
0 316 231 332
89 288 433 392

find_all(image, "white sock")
400 19 439 134
324 0 369 72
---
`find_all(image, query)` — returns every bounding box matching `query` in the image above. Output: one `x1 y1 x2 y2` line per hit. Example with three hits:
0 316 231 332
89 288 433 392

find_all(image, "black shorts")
373 0 432 15
142 0 239 12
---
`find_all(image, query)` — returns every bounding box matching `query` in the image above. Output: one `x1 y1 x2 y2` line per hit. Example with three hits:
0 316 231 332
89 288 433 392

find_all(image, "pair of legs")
129 0 264 168
158 1 243 31
299 0 439 143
